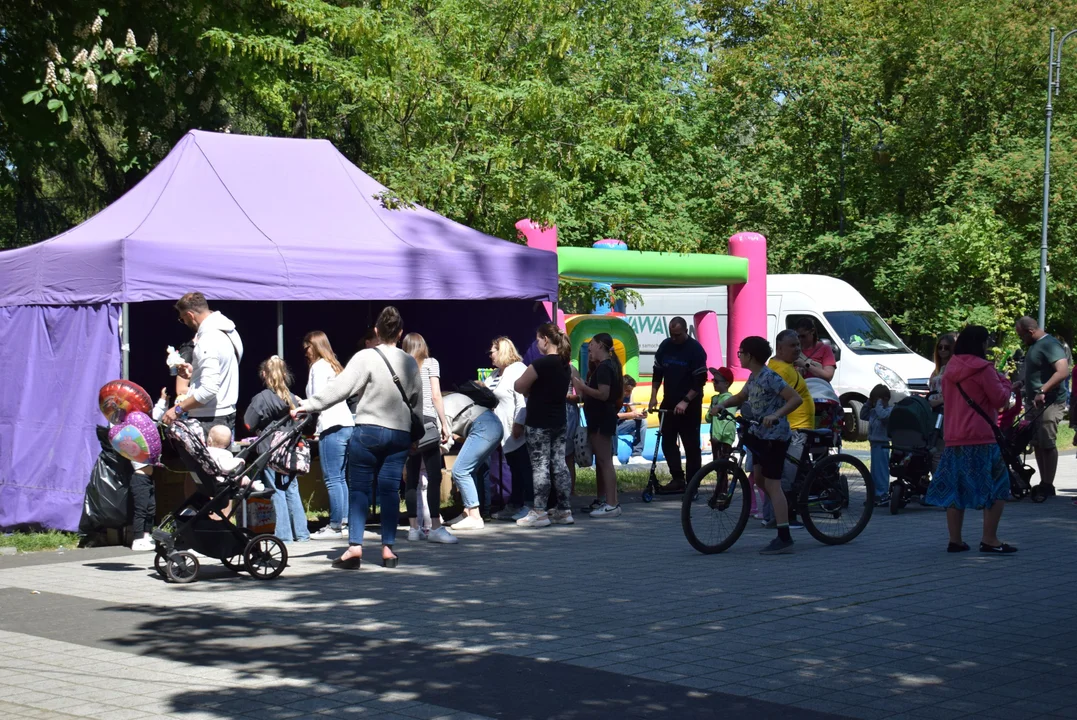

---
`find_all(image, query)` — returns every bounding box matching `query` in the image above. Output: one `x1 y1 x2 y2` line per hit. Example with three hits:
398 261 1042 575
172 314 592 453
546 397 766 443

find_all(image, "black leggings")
130 471 156 534
405 445 444 521
507 445 535 507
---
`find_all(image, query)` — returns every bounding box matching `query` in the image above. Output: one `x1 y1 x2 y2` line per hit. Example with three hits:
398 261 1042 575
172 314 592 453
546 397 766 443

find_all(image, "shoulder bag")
374 347 434 446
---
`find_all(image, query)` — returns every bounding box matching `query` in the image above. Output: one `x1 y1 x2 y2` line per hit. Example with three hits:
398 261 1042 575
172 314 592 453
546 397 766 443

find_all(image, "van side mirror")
822 339 841 362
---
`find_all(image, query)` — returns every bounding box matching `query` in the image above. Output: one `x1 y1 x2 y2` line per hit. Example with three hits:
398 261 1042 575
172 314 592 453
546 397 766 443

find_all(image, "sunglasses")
939 345 953 351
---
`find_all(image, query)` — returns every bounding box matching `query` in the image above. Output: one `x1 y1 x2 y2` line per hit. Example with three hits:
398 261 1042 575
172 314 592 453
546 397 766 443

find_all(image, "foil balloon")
108 411 162 464
98 379 152 424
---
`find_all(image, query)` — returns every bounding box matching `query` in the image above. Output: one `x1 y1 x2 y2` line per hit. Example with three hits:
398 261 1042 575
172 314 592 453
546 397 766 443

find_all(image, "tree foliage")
696 0 1077 348
3 0 1077 351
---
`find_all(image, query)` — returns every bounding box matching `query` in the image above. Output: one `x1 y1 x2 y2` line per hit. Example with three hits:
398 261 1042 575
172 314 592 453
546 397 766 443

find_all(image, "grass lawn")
576 466 666 496
0 530 80 554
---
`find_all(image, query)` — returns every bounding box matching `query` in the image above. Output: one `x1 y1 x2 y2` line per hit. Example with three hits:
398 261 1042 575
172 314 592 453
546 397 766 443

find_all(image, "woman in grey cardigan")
295 306 421 569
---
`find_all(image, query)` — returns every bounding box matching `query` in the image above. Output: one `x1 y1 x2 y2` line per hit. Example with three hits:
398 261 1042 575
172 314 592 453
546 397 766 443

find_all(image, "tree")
695 0 1077 348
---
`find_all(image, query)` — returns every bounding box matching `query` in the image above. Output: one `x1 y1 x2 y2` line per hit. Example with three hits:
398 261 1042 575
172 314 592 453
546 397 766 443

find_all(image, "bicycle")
681 408 874 554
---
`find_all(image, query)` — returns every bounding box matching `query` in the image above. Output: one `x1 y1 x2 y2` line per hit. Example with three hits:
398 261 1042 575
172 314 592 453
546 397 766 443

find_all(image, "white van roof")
767 274 874 313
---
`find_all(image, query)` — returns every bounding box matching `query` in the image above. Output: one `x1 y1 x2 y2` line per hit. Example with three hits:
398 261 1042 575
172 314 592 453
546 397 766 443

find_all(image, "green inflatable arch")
566 315 640 381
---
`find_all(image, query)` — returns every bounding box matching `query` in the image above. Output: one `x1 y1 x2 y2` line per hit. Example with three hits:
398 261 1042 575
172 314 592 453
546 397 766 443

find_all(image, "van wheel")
844 400 870 442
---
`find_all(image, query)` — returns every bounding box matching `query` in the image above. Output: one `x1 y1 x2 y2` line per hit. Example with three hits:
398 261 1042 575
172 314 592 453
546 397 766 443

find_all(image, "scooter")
641 409 686 502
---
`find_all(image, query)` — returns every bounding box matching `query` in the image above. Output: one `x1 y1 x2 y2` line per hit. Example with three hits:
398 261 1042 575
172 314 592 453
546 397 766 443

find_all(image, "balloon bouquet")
98 379 162 465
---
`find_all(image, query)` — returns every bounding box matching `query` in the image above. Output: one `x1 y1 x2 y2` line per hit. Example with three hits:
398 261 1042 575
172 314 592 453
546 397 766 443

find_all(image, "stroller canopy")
888 395 935 441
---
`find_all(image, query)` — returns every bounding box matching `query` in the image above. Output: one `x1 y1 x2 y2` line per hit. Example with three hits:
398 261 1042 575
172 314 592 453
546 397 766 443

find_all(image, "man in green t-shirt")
1014 316 1070 496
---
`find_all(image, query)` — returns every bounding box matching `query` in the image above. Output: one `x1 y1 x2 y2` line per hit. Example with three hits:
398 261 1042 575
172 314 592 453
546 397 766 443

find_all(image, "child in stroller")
152 413 309 583
887 394 937 514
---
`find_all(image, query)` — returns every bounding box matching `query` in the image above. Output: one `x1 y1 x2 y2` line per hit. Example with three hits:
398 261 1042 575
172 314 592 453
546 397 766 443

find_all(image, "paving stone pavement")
2 455 1077 719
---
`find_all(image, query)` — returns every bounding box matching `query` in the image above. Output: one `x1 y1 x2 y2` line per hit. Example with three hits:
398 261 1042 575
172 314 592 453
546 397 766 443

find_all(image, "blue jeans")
871 443 890 498
347 424 411 547
319 425 353 530
453 412 504 508
617 418 644 456
267 469 310 542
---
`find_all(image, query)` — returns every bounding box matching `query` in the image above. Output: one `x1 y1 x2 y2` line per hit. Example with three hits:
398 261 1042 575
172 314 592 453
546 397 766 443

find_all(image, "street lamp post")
1039 27 1077 328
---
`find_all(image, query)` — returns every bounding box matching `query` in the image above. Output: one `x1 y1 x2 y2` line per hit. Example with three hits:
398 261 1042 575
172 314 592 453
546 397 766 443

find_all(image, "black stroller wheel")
153 551 168 578
244 534 288 580
221 555 246 574
889 485 905 515
165 551 200 584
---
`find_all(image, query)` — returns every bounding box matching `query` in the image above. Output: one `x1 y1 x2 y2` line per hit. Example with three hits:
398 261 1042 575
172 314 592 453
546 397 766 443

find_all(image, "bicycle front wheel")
799 453 874 545
681 460 752 554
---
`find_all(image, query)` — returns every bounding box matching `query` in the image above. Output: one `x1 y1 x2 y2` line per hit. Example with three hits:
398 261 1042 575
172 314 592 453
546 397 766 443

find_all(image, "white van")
625 274 935 440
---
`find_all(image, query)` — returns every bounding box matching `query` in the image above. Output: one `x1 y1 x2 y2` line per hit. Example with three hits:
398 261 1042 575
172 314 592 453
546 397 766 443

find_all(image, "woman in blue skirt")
926 325 1017 554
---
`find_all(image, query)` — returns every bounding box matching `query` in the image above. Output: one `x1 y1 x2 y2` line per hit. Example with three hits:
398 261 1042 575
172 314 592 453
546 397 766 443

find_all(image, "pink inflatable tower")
727 232 768 380
693 310 723 379
516 219 565 329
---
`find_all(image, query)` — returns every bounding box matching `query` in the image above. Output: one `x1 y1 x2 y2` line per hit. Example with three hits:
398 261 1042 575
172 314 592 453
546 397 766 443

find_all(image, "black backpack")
455 380 499 409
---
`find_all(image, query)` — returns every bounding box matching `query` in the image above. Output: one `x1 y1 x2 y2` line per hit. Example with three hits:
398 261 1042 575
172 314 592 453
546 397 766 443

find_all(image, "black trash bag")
78 426 134 534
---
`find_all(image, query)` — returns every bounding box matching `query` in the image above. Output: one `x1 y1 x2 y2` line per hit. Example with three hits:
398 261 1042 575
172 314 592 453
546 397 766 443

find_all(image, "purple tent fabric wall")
0 304 120 530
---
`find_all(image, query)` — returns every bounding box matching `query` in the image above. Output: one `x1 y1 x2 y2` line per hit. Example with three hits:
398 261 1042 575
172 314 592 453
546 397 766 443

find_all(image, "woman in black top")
514 322 573 528
572 333 623 518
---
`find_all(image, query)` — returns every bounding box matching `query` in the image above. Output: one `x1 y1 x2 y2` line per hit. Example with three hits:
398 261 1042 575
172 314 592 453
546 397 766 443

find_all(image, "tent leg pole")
121 302 130 380
277 301 284 358
550 300 558 324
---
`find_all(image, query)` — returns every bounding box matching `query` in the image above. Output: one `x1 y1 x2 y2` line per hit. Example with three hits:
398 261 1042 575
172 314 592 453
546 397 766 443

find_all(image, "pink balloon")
108 411 161 464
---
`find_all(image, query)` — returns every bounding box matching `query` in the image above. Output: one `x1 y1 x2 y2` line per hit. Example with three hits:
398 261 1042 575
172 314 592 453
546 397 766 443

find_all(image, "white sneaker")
590 503 622 519
452 515 485 530
310 526 343 540
550 509 575 525
492 505 520 521
427 526 459 544
131 535 155 552
406 527 428 542
516 510 551 528
511 505 532 521
445 514 467 526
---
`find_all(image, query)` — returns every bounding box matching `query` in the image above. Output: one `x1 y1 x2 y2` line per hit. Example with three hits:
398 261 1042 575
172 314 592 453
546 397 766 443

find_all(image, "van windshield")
823 311 910 355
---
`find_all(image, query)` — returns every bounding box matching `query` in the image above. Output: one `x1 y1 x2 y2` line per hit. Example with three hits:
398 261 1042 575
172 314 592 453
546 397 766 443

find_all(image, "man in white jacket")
162 292 244 436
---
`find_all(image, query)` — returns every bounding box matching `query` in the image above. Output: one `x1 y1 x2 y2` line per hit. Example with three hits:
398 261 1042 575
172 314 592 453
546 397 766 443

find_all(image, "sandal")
332 554 362 569
946 542 970 553
979 542 1018 554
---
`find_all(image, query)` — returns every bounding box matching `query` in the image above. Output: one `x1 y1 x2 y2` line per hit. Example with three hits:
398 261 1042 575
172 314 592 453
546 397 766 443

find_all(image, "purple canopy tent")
0 130 557 531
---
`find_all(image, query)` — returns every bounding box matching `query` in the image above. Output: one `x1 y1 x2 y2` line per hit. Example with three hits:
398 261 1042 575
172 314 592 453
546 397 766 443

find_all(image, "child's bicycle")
681 408 874 554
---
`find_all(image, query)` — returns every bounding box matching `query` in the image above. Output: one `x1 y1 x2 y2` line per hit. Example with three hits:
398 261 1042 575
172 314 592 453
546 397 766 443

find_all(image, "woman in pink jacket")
926 325 1017 554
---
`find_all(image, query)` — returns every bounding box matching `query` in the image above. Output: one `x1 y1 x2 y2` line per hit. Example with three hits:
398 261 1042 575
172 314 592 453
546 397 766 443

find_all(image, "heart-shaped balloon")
108 411 162 464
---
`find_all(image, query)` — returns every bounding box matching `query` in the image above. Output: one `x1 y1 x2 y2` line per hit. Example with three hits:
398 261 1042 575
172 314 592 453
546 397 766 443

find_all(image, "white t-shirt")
485 362 528 453
306 358 355 436
418 357 441 420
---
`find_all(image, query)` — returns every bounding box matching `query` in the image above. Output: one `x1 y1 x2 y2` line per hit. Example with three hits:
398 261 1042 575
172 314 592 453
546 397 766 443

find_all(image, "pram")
956 384 1045 503
886 395 937 514
151 413 310 583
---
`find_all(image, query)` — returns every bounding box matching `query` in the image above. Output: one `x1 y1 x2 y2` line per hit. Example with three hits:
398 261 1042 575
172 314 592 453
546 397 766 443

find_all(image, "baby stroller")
999 403 1044 502
151 413 309 583
956 385 1044 503
887 395 937 514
